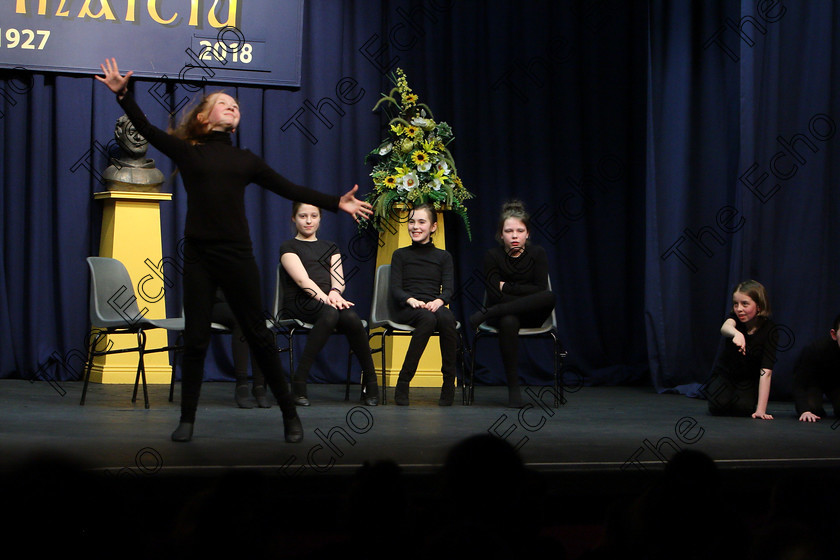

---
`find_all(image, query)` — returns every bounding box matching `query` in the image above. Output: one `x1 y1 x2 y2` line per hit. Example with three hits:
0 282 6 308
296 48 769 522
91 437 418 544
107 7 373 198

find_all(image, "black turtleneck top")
390 241 454 307
117 92 339 243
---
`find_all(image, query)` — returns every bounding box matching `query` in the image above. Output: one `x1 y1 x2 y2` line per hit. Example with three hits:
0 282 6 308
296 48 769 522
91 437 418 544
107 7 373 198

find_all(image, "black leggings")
482 291 554 385
394 306 458 382
704 372 758 417
211 298 265 387
284 299 376 384
180 240 291 423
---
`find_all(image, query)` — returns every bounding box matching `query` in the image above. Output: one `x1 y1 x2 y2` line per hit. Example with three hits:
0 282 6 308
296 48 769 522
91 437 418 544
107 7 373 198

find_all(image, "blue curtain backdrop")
2 1 838 402
645 0 840 399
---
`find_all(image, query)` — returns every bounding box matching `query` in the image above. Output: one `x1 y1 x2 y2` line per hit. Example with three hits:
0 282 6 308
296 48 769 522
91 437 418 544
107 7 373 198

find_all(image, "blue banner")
0 1 303 87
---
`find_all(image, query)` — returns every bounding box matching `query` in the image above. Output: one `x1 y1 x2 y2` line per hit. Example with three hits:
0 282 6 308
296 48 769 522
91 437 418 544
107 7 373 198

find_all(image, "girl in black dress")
469 200 555 407
96 58 372 442
279 202 379 406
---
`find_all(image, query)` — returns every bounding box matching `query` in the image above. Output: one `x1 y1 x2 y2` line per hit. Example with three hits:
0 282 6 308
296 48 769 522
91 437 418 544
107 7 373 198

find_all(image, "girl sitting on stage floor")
96 58 371 443
704 280 777 419
279 202 379 407
469 200 555 408
390 203 458 406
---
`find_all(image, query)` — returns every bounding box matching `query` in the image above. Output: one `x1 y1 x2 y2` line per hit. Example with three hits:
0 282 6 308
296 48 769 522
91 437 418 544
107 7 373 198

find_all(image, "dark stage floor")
2 380 839 558
3 380 839 475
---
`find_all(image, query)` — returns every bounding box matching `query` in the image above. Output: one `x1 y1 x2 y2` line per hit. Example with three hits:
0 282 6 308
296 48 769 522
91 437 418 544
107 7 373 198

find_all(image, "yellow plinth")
90 191 174 384
373 207 448 388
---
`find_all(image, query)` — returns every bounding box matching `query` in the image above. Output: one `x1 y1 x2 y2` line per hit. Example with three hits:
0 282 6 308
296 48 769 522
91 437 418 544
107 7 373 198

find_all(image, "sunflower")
411 151 428 165
364 68 474 239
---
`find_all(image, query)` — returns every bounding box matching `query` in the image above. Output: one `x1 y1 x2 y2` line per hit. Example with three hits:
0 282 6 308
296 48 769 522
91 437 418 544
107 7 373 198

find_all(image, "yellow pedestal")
373 207 447 388
90 191 174 384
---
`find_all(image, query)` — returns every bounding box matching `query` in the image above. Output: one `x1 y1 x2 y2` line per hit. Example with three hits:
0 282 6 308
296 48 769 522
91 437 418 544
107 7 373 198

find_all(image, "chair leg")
551 333 562 408
131 330 150 409
374 331 387 405
140 331 150 409
344 348 353 401
80 329 106 406
468 333 482 405
169 332 180 403
457 330 468 405
287 332 295 386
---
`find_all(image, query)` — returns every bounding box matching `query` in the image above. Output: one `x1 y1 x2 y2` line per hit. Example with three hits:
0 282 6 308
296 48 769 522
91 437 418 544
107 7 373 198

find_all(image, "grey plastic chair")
268 263 362 402
467 275 566 407
368 264 469 405
81 257 184 408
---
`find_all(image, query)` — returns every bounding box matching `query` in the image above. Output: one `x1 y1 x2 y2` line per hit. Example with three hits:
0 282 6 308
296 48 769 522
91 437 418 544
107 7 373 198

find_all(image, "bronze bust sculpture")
102 114 165 191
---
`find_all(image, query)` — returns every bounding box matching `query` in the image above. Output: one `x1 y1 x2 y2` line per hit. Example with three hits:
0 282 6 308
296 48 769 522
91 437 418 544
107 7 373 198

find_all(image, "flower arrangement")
362 68 474 239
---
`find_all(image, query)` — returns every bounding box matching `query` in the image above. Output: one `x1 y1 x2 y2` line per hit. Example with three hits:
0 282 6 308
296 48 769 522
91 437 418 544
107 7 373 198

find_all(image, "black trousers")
483 291 555 384
180 239 291 423
704 372 758 417
211 297 265 387
284 298 376 385
394 306 458 383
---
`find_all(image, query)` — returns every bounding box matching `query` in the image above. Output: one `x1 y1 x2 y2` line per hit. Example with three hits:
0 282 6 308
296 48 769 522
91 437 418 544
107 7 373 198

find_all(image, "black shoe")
361 385 379 407
394 380 410 406
252 385 271 408
235 384 254 409
284 413 303 443
292 381 309 406
171 422 194 442
439 381 455 406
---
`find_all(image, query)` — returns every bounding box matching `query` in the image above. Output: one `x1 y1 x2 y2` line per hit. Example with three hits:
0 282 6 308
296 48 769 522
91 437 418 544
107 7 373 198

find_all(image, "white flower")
435 161 450 175
417 161 431 173
379 143 393 156
411 117 429 128
401 172 418 191
431 178 442 191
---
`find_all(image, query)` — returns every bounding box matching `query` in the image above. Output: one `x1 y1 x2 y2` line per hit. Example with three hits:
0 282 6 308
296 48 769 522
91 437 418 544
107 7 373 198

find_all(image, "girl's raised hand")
95 58 132 96
338 185 373 222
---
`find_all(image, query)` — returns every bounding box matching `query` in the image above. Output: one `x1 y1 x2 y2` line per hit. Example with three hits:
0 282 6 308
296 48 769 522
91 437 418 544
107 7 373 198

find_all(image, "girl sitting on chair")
469 200 555 408
280 203 379 406
390 203 458 406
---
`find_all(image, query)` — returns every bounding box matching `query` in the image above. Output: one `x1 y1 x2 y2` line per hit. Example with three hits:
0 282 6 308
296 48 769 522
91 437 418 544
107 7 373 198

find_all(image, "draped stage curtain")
2 1 837 401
